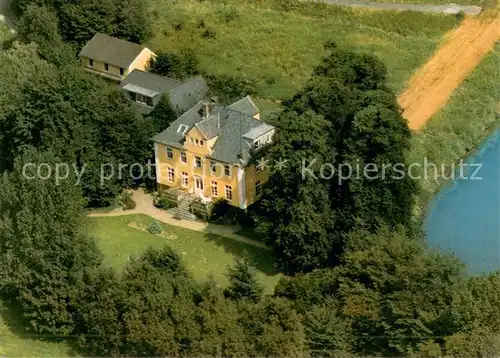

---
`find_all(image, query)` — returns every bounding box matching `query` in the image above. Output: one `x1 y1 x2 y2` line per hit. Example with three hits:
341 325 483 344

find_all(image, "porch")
159 185 215 220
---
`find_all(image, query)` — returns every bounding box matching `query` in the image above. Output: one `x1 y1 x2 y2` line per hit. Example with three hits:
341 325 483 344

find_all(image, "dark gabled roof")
152 101 204 149
168 76 208 114
227 95 260 117
78 33 147 68
119 69 182 95
152 96 273 165
195 107 221 140
208 108 262 164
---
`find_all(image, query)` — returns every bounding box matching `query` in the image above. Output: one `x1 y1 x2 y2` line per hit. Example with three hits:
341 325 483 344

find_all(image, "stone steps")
173 196 197 221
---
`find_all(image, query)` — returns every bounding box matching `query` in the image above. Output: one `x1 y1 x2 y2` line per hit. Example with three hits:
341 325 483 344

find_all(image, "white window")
190 137 194 144
200 140 204 146
166 147 173 160
195 139 199 145
224 164 231 177
181 172 188 187
167 167 175 182
255 181 262 198
254 139 261 149
267 134 272 143
210 160 217 173
211 181 218 197
225 185 232 201
180 152 187 163
195 156 202 168
177 124 189 135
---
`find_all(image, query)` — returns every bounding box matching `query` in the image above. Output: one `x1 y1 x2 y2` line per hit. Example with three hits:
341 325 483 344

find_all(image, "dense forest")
0 1 498 357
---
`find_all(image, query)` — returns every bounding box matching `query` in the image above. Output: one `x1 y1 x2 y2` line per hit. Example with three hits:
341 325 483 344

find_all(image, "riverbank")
408 46 500 217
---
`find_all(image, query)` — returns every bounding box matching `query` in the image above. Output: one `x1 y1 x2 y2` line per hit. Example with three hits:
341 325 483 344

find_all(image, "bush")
197 18 206 28
219 6 240 23
210 199 255 227
148 220 163 235
153 193 176 210
172 20 184 31
149 50 200 81
202 27 217 39
120 191 136 210
455 10 465 22
205 73 257 104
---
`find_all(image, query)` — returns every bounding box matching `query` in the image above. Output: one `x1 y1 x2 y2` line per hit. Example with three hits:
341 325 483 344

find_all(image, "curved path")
398 13 500 130
316 0 482 15
89 189 271 250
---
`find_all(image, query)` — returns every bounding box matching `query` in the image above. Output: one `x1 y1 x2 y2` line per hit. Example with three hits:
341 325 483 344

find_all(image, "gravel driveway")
315 0 482 15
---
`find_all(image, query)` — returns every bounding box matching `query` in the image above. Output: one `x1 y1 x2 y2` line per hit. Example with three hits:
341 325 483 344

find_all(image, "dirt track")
398 14 500 130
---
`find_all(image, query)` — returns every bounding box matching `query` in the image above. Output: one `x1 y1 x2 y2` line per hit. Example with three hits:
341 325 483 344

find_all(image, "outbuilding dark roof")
120 69 182 94
78 33 148 68
168 76 208 114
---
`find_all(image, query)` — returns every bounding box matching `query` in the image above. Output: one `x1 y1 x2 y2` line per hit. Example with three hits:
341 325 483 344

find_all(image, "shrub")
210 199 255 227
202 27 217 39
219 6 240 23
149 50 200 81
455 11 465 22
172 19 184 31
148 220 163 235
120 191 136 210
153 193 176 210
205 73 257 104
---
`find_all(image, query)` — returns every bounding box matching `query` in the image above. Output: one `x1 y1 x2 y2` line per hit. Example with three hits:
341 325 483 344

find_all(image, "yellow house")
78 33 155 82
152 96 275 211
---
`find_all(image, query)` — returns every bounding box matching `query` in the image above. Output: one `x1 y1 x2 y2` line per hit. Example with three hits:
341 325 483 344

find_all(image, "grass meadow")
90 215 282 295
0 301 72 357
147 0 461 99
408 45 500 213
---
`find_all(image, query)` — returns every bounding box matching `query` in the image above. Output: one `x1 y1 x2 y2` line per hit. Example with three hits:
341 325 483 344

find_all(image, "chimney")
202 101 210 119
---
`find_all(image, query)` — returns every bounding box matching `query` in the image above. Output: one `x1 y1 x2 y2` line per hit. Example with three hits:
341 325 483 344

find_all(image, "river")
425 129 500 275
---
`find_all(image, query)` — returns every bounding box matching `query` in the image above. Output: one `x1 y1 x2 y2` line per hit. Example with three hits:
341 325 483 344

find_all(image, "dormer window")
177 124 189 135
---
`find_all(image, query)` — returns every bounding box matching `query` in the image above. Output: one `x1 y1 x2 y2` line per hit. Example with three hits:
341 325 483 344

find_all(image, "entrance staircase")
173 195 197 221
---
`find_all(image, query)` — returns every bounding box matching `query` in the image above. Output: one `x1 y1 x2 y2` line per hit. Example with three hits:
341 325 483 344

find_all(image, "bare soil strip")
398 14 500 130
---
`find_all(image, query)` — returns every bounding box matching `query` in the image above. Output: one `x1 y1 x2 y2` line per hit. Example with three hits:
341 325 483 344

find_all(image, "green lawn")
408 45 500 214
0 302 72 357
147 0 460 99
90 215 282 294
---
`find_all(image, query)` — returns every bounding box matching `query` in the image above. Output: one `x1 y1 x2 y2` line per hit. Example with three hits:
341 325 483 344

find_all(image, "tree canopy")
0 43 154 206
261 43 418 273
